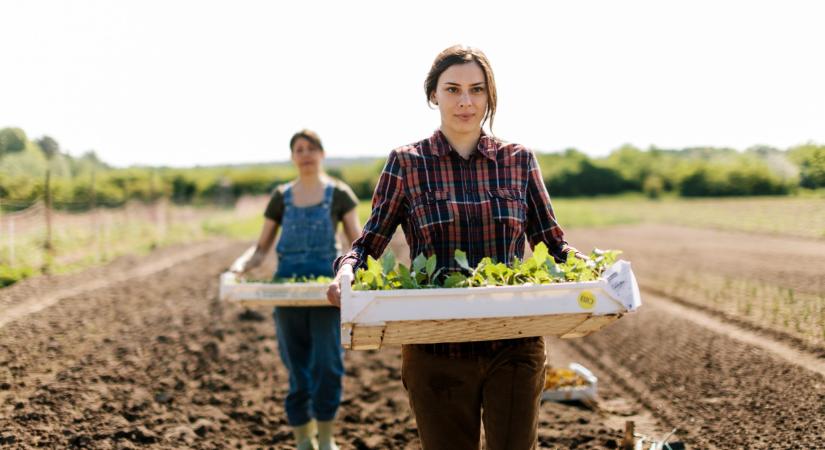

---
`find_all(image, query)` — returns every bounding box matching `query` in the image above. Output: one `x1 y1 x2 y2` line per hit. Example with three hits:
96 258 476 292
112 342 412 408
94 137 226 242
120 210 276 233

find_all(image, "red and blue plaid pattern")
335 129 576 357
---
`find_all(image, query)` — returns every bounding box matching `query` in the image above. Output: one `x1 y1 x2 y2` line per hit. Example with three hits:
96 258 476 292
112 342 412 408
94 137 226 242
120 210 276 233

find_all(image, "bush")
539 150 630 196
789 144 825 189
679 162 791 196
0 265 34 288
642 175 665 199
338 159 385 200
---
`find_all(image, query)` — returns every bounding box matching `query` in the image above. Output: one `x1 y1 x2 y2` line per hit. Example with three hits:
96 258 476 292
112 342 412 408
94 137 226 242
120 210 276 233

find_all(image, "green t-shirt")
264 178 359 225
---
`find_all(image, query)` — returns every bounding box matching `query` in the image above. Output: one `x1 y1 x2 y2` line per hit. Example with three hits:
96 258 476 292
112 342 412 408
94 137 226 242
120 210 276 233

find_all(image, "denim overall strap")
283 182 295 207
321 182 334 209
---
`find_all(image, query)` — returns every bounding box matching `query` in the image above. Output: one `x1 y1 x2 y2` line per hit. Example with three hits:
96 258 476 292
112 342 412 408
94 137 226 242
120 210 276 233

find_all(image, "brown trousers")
401 339 546 450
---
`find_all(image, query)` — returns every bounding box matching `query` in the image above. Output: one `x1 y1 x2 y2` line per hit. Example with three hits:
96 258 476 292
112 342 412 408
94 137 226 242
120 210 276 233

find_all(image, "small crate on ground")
541 363 598 403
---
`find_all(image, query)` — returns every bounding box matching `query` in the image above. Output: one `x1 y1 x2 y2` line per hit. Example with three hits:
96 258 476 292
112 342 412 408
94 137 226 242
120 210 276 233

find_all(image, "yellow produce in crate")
541 363 598 403
544 367 588 390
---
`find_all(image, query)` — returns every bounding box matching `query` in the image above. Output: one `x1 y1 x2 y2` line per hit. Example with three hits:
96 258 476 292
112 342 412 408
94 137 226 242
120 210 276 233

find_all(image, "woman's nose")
458 91 471 107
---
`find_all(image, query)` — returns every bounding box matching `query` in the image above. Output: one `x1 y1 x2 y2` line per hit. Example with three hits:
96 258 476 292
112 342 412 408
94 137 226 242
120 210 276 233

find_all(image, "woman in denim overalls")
239 130 362 450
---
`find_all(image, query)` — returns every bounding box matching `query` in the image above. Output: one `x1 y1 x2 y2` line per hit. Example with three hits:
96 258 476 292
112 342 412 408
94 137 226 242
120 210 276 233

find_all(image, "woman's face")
432 62 488 136
291 137 324 173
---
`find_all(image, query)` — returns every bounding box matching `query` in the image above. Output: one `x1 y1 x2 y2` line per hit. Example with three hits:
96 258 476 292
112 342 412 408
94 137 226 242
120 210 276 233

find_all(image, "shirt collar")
430 129 498 161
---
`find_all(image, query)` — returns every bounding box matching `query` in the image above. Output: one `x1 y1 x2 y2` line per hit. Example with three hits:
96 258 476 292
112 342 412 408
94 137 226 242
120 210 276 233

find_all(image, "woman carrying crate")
326 46 584 449
239 129 362 450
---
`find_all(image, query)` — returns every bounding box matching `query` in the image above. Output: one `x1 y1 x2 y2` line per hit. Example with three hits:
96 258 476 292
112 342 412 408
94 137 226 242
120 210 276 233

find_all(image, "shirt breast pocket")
488 188 527 234
410 190 454 241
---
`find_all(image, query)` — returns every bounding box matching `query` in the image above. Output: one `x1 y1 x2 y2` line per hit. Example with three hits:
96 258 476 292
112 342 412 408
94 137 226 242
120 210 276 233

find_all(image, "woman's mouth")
455 113 474 121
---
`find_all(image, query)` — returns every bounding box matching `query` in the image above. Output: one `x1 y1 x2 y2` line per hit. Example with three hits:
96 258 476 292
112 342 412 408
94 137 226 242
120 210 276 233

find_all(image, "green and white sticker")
578 291 596 310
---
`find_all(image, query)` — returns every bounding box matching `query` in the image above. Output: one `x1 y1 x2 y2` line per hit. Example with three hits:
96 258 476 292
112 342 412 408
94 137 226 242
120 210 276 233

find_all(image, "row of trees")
535 144 822 198
2 126 824 212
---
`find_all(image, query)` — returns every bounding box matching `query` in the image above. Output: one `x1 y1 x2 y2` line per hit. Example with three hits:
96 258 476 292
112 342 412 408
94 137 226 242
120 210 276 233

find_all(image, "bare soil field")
1 223 824 448
0 240 647 449
567 224 825 349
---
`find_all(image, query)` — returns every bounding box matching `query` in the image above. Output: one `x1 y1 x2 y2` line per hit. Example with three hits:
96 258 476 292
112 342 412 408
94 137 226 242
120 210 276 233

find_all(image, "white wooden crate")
219 272 330 307
218 246 330 307
340 260 641 350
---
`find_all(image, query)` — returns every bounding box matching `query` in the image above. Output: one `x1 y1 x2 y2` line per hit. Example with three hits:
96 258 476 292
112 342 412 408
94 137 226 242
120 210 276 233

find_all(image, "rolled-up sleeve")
524 150 577 263
333 150 408 272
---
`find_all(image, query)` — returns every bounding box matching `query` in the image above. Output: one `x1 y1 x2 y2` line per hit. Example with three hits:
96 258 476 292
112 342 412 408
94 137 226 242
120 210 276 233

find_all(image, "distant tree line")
534 144 821 198
1 126 824 212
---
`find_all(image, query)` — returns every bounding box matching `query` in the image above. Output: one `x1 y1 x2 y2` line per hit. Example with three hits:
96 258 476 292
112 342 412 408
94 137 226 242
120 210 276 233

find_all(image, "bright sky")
2 0 824 167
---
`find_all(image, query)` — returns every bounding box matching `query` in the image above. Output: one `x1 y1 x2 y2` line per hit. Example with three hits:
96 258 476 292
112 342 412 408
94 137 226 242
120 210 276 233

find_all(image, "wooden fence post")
1 199 15 267
0 197 3 260
8 218 14 267
91 168 100 262
622 420 635 450
43 169 53 273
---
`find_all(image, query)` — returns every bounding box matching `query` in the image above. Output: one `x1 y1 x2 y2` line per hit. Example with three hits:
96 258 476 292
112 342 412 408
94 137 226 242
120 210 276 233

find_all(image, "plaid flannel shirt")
334 130 576 358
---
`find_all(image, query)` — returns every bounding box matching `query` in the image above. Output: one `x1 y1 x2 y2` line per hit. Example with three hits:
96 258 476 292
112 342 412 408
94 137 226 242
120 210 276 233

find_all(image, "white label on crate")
256 290 291 299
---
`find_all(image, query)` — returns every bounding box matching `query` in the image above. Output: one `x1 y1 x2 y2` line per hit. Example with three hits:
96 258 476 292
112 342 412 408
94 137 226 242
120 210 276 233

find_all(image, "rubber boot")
292 419 318 450
317 420 339 450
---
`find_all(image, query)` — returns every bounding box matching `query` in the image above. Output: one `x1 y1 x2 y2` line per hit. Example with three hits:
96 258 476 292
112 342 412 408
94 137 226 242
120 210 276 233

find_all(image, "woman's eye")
446 87 458 93
472 86 485 93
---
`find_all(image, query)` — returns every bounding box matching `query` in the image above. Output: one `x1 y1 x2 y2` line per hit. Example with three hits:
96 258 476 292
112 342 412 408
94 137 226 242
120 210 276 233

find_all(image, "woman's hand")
326 264 353 307
240 250 265 274
231 219 278 274
230 246 264 274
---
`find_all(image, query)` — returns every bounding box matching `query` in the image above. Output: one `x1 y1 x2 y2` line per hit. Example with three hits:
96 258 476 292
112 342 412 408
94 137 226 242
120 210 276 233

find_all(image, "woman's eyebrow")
443 81 487 86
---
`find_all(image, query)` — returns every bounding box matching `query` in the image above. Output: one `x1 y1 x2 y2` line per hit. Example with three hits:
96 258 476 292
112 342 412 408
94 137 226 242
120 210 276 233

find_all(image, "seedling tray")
340 260 641 350
218 247 330 307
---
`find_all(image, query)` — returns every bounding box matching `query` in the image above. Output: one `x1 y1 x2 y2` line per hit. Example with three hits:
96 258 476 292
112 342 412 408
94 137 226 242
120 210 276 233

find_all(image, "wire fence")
0 195 268 282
